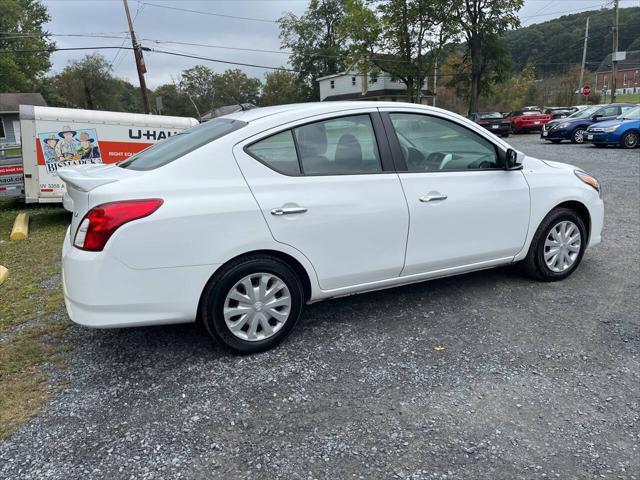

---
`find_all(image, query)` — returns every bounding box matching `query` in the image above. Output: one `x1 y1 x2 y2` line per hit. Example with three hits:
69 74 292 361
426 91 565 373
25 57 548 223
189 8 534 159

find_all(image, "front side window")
599 106 618 117
293 115 382 175
119 118 246 171
389 113 499 172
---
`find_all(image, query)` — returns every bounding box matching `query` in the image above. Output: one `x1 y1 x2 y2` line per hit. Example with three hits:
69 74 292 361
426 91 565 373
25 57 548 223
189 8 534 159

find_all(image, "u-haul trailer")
0 105 198 203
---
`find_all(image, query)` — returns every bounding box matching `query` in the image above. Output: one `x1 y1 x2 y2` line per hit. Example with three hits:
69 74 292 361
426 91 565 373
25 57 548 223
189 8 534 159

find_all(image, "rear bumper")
62 227 216 328
480 124 509 135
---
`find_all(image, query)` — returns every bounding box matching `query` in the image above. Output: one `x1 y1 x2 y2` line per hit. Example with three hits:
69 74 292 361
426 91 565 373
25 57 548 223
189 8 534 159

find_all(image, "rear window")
118 118 246 171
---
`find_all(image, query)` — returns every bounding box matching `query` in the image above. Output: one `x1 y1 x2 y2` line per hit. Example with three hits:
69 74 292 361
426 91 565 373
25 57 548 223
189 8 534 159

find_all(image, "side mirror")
504 148 523 170
592 114 603 120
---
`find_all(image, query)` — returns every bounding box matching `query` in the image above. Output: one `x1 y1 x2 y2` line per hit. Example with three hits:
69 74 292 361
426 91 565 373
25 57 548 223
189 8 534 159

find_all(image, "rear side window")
294 115 382 174
246 114 383 176
119 118 246 171
246 130 300 175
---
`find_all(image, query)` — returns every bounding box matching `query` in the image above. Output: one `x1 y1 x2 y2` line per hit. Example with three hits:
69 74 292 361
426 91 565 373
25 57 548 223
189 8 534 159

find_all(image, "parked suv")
542 103 636 144
59 102 604 353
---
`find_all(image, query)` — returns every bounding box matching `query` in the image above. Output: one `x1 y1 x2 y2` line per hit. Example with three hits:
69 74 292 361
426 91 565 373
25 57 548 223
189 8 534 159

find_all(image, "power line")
141 2 277 23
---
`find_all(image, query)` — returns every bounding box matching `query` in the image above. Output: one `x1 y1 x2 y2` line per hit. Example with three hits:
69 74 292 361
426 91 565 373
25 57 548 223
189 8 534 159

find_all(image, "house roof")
0 93 47 113
596 50 640 72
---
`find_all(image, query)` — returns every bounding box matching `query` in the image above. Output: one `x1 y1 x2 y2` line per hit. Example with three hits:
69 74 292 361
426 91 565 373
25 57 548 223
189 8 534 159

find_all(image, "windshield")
119 118 247 171
618 106 640 120
569 106 599 119
478 112 503 119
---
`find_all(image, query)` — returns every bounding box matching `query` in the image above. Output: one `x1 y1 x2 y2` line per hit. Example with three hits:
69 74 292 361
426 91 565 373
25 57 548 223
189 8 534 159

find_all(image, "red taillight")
74 199 163 251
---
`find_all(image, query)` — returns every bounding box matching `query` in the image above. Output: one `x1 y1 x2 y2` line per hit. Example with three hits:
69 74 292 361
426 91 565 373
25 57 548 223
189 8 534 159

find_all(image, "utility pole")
578 17 589 105
123 0 151 114
432 57 438 107
611 0 619 103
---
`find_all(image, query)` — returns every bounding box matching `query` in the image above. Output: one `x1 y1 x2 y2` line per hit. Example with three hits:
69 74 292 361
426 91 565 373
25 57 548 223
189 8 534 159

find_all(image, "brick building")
595 50 640 96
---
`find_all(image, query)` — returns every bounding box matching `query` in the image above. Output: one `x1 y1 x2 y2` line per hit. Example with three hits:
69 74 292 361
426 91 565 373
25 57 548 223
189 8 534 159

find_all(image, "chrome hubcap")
625 133 638 148
544 221 581 273
223 273 291 342
574 129 584 143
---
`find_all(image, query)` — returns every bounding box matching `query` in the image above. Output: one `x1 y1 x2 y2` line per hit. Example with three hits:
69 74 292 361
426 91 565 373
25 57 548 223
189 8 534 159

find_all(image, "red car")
505 110 552 133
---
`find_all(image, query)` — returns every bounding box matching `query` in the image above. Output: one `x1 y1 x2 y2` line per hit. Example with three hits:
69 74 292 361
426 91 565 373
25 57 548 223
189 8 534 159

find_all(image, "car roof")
222 101 443 123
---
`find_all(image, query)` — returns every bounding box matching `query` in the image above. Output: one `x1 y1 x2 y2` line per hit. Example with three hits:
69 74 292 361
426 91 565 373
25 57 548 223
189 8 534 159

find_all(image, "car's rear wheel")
200 255 305 353
570 127 586 144
622 131 639 149
523 207 587 282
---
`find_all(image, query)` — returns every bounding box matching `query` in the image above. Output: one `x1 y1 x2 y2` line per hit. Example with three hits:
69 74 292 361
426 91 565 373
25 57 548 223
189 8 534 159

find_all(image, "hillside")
503 7 640 76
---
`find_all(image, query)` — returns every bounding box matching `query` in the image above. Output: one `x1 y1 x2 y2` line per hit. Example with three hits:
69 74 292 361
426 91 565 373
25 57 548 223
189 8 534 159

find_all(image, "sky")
41 0 638 89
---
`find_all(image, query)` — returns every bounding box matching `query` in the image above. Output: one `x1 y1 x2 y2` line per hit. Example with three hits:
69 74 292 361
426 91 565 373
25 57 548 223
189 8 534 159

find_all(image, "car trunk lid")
58 164 144 242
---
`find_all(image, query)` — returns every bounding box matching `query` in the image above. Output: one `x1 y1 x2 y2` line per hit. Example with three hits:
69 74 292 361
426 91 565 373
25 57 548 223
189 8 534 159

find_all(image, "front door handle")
271 207 308 216
419 194 448 203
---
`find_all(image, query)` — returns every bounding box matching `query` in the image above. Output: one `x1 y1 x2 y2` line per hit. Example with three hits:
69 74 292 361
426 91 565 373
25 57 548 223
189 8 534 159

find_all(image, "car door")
379 109 530 276
233 111 409 291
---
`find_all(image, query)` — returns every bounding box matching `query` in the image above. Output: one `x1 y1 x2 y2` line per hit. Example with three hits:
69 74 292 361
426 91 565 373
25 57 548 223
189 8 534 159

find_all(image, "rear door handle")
271 207 308 216
419 194 448 203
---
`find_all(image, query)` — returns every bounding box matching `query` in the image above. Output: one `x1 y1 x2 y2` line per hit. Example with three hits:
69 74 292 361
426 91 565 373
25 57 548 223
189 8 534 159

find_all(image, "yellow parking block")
0 265 8 285
10 212 29 240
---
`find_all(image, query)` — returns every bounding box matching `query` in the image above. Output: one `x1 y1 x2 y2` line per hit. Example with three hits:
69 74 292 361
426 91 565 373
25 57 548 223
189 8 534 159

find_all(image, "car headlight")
574 170 601 198
557 122 570 129
602 125 620 132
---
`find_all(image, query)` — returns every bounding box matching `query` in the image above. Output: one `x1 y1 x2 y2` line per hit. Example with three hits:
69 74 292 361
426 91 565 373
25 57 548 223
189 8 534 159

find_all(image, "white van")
0 105 197 203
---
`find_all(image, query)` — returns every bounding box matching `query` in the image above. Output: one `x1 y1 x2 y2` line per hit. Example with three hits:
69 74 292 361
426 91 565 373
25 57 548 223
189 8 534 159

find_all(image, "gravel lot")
1 135 638 480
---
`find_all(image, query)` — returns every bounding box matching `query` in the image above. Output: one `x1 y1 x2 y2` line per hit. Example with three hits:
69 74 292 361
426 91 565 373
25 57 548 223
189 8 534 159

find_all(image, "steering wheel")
426 152 447 170
467 154 496 169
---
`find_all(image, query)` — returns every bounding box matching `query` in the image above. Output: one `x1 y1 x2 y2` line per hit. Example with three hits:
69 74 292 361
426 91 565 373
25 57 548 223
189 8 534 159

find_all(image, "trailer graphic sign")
38 127 103 173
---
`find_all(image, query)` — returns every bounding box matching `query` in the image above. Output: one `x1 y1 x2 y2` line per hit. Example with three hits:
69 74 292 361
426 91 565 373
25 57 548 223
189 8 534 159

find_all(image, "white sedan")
60 102 604 353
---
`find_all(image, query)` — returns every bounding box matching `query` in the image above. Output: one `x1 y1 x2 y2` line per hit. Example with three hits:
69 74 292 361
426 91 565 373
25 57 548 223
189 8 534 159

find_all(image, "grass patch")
0 198 71 439
618 93 640 104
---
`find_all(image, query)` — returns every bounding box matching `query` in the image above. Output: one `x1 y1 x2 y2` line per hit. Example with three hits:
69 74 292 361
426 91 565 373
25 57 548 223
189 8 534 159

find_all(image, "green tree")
0 0 53 92
213 69 261 107
178 65 217 118
260 70 306 106
152 83 197 117
453 0 523 113
178 67 261 118
50 54 120 110
279 0 350 100
343 0 457 103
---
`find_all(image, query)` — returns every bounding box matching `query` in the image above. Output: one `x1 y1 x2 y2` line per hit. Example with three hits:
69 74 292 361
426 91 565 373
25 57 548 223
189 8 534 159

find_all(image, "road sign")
582 85 591 97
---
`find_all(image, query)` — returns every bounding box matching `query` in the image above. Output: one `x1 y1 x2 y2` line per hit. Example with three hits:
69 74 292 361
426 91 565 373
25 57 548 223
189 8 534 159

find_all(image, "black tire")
550 139 562 144
200 255 305 354
523 207 587 282
501 132 510 138
621 131 639 149
570 127 586 144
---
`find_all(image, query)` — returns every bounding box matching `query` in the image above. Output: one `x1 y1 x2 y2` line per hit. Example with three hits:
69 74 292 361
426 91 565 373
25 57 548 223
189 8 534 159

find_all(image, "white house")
0 93 47 145
317 66 433 103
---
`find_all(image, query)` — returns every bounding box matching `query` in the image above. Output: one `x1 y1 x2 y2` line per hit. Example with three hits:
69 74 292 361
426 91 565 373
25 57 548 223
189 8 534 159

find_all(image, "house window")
0 118 5 139
635 70 639 84
330 80 335 89
351 76 356 86
623 72 628 86
369 77 377 84
604 75 608 88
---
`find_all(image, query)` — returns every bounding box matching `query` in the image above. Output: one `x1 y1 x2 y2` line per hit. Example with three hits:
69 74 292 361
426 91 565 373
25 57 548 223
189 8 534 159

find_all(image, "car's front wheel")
622 131 639 149
523 208 587 282
200 255 305 353
570 127 586 144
